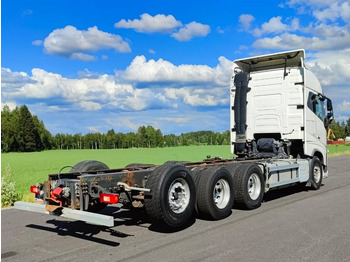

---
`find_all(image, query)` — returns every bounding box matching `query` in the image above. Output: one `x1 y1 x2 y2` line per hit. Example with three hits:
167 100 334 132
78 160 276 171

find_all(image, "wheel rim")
313 164 321 183
168 178 190 214
213 178 231 209
247 173 261 200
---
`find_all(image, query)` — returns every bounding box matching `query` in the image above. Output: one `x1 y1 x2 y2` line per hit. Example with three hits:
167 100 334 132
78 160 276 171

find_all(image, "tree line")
1 105 52 152
2 105 350 153
1 105 231 152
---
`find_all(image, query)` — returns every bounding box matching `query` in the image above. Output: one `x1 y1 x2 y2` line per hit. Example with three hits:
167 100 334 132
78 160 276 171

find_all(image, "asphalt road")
2 155 350 262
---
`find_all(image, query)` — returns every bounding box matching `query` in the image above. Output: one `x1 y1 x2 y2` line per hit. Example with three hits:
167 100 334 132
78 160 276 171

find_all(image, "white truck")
15 49 334 228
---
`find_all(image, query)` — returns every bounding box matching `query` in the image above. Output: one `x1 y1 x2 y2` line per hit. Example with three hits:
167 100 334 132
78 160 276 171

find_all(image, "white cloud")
242 1 350 52
314 1 350 22
306 49 350 86
156 117 190 124
1 101 17 110
216 26 225 34
252 16 299 37
239 14 255 31
253 33 323 50
70 52 97 61
338 100 350 113
48 105 66 111
165 87 228 106
1 55 234 115
106 117 139 131
43 25 131 60
16 68 63 98
286 0 350 22
80 101 102 111
115 13 210 41
32 40 42 46
171 22 210 41
253 24 350 50
122 55 231 86
1 68 33 91
88 126 100 133
115 13 182 33
285 0 341 11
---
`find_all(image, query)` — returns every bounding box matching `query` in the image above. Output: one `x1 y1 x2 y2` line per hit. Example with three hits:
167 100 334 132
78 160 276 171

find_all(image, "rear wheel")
71 160 109 212
226 162 244 179
144 163 196 227
70 160 109 173
234 163 264 210
124 163 154 169
196 166 234 220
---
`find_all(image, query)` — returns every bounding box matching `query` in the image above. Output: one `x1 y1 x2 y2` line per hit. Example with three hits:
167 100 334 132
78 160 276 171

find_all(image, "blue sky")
2 0 350 135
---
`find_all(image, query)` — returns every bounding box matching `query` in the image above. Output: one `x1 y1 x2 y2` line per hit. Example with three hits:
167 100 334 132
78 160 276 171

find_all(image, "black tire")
226 162 244 179
125 163 145 168
70 160 109 212
196 166 234 220
144 163 196 227
70 160 109 173
234 163 264 210
124 163 154 169
310 157 323 190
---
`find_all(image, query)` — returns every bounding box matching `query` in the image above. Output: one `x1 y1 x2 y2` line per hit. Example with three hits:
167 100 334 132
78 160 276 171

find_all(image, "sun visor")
234 49 305 72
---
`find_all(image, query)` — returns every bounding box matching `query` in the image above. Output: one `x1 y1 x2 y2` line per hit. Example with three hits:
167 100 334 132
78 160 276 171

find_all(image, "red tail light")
100 193 119 204
30 186 40 194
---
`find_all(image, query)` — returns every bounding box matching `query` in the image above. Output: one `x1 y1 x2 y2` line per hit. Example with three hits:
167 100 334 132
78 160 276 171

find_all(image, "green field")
2 144 349 202
1 146 233 200
327 143 350 156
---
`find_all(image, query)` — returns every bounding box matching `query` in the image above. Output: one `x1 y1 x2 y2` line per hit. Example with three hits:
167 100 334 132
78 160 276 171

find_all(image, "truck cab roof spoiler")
234 49 305 72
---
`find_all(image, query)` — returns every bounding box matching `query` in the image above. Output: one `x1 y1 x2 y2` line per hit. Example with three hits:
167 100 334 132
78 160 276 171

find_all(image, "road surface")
2 155 350 262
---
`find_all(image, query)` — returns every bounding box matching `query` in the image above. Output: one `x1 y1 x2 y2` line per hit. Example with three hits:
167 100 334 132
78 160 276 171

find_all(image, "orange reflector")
100 193 119 204
30 186 40 194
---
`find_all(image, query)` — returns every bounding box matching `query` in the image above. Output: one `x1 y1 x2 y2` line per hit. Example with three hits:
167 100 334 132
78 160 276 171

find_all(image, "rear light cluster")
100 193 119 204
30 185 40 194
31 185 119 204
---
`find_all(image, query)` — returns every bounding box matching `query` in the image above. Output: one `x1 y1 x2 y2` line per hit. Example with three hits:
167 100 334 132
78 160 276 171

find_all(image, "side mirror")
324 112 334 128
327 99 333 111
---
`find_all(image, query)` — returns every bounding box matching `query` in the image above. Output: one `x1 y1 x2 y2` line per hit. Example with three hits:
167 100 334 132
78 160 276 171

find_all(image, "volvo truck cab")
231 49 333 176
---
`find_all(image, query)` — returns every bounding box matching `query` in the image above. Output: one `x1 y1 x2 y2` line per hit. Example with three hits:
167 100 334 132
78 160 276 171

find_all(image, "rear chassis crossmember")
14 201 115 227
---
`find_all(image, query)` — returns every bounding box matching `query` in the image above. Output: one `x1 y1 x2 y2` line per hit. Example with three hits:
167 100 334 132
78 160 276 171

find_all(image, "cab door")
304 90 326 157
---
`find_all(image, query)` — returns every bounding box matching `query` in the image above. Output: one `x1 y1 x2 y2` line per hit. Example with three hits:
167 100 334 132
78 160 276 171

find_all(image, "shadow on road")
263 183 320 203
24 205 196 246
26 219 129 247
148 217 196 233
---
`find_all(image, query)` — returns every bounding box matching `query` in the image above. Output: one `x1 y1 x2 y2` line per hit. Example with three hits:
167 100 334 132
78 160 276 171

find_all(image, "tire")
125 163 145 168
196 166 234 220
125 163 154 169
144 163 196 227
70 160 109 212
226 162 244 179
234 163 264 210
70 160 109 173
310 157 323 190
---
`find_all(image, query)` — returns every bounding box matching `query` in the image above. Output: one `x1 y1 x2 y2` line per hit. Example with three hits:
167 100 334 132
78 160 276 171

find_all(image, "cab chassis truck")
15 50 334 228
